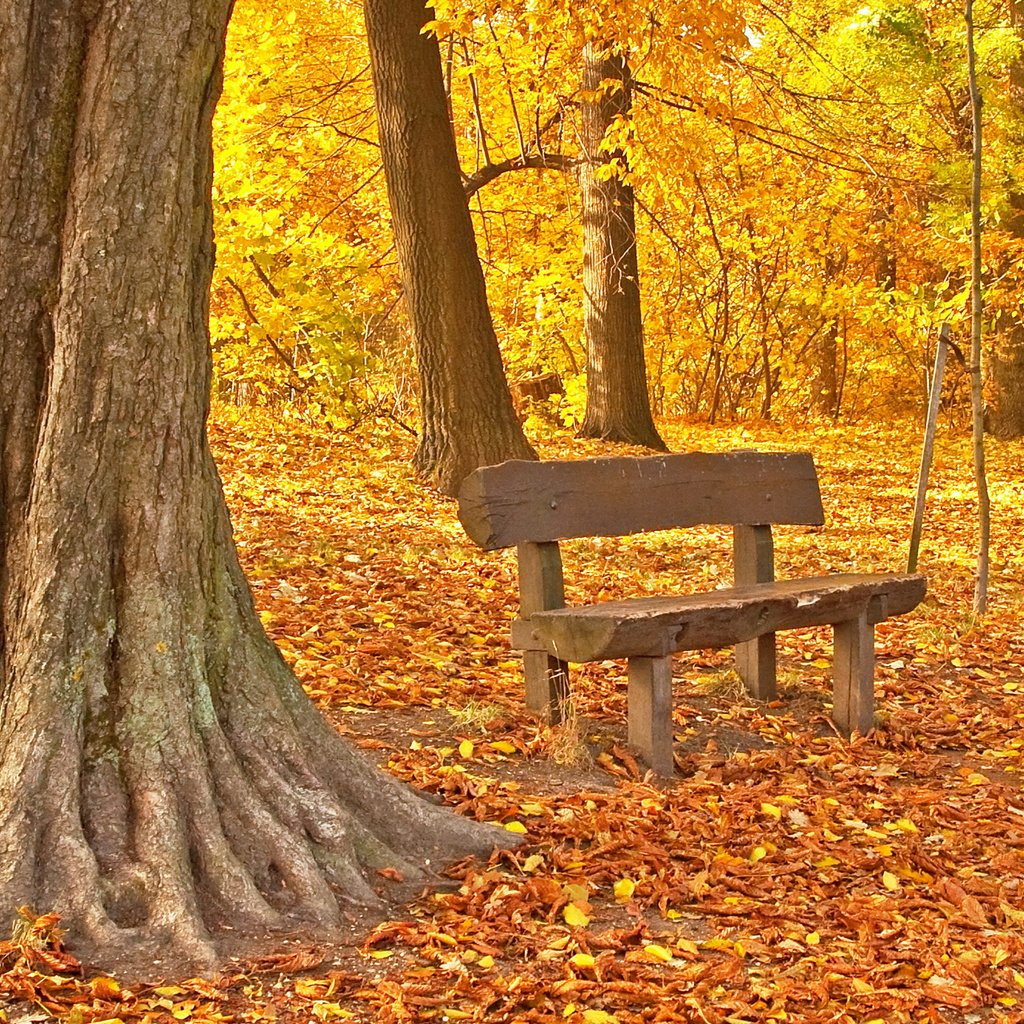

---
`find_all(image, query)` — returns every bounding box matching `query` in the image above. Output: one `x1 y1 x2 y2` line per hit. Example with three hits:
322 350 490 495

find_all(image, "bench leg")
523 651 570 724
833 612 875 736
627 656 674 776
735 633 777 700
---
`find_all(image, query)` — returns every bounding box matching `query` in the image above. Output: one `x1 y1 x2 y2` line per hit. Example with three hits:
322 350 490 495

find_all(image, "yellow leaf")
805 931 821 945
851 978 874 994
523 853 544 872
459 739 474 758
1014 971 1024 989
581 1011 619 1024
613 878 636 902
570 953 596 968
91 977 122 999
882 871 900 891
704 937 734 951
367 950 393 959
477 955 495 968
750 846 768 863
490 740 516 754
563 903 591 927
893 817 918 832
519 802 546 816
504 820 527 834
675 938 699 956
441 1011 472 1021
312 1002 354 1020
761 803 782 819
644 944 674 962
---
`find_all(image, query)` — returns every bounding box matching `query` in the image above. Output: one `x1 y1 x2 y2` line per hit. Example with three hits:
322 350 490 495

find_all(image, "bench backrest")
458 452 824 551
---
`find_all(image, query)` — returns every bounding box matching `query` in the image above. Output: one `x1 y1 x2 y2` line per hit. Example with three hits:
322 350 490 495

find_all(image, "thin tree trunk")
363 0 536 495
0 0 505 972
577 42 666 450
987 0 1024 436
811 251 843 420
965 0 990 614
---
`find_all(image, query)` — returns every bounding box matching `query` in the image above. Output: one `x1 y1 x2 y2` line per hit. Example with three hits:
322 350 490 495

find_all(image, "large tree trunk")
363 0 536 496
577 43 666 450
987 0 1024 437
0 0 505 972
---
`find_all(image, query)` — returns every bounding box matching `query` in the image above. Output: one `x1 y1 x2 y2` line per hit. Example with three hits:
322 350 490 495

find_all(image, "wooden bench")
458 452 926 775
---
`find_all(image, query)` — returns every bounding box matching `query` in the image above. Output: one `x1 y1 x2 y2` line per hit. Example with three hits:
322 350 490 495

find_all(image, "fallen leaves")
3 412 1024 1022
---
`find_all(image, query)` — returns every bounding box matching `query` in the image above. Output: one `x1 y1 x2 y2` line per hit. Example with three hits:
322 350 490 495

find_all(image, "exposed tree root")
0 471 513 976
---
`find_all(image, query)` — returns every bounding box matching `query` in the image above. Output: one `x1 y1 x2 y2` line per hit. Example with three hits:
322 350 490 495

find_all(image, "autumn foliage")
2 409 1022 1022
210 0 1024 430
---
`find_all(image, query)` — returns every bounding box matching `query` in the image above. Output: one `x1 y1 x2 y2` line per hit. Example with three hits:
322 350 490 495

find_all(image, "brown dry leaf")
248 947 329 973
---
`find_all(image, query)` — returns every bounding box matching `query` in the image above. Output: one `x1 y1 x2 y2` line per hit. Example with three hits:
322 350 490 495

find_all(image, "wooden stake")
908 324 949 573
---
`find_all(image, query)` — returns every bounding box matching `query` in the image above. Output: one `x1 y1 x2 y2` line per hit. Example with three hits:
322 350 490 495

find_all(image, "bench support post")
833 611 875 736
516 542 570 723
627 656 674 776
733 525 777 700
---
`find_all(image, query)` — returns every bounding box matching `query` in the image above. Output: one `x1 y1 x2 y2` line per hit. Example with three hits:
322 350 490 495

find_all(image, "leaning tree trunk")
987 0 1024 437
0 0 505 972
577 43 666 450
363 0 536 496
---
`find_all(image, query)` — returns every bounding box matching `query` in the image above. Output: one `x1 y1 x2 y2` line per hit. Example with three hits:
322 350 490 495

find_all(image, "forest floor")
3 407 1024 1024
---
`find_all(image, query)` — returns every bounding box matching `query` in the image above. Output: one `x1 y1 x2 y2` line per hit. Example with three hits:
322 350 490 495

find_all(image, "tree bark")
966 0 990 614
811 251 844 420
577 43 666 450
0 0 506 972
363 0 536 495
987 0 1024 437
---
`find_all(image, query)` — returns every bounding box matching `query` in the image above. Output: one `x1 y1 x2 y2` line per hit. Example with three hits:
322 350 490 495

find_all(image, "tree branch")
463 152 579 197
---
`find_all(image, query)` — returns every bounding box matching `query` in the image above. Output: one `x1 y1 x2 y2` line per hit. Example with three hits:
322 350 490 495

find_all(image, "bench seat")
512 573 926 662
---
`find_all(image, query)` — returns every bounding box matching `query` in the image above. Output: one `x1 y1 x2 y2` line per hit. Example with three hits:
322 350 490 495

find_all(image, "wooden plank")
524 573 926 663
517 541 565 611
833 612 875 736
522 652 569 721
458 452 824 550
627 656 674 776
733 524 777 700
516 541 570 722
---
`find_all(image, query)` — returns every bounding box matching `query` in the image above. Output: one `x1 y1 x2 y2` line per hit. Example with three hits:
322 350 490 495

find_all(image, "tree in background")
577 42 667 449
363 0 536 495
0 0 503 969
987 0 1024 437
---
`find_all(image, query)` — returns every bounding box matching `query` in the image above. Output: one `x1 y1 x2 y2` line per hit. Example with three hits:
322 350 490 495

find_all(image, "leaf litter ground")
2 409 1023 1024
